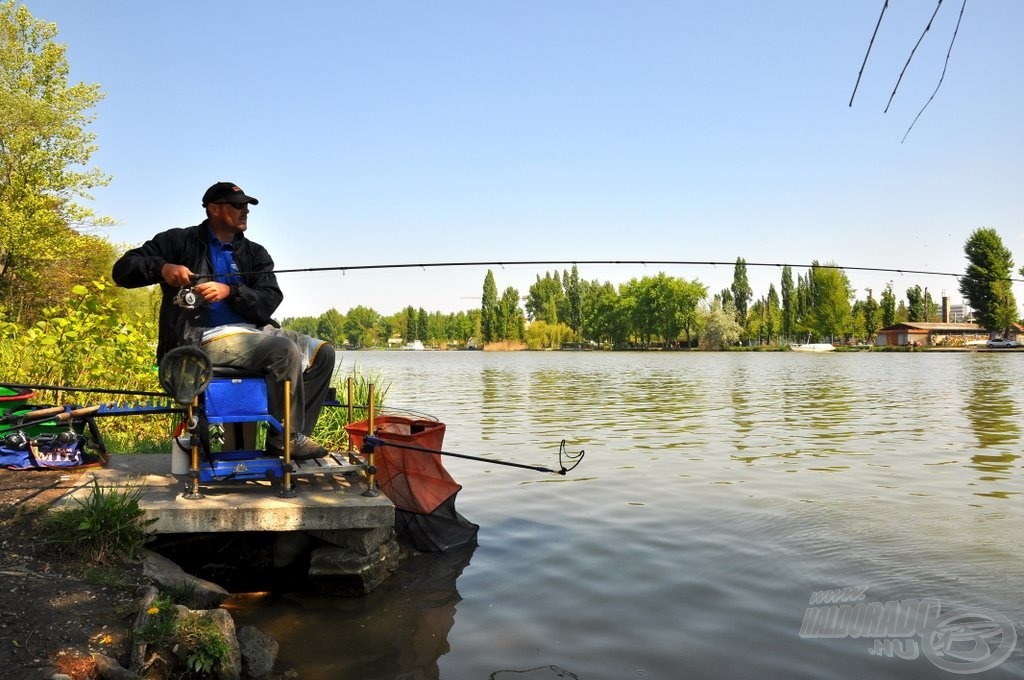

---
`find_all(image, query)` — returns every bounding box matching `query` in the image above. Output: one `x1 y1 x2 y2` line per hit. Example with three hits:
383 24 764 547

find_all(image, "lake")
230 350 1023 679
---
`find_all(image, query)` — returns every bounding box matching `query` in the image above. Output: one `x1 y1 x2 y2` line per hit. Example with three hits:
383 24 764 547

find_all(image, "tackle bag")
0 432 92 470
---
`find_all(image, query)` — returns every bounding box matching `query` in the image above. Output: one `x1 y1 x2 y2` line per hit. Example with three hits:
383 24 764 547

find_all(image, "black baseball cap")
202 182 259 207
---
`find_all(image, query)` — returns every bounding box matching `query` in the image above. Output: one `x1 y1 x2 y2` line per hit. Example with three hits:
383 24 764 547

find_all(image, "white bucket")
170 437 191 475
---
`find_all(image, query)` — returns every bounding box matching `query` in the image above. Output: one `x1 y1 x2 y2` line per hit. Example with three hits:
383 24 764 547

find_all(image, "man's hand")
161 263 195 287
194 281 231 303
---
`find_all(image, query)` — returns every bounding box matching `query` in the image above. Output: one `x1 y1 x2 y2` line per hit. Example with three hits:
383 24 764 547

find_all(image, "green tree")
807 262 852 342
280 316 318 337
417 306 428 342
906 285 925 322
525 272 564 324
730 257 752 341
481 270 498 343
700 298 742 350
496 286 524 341
403 306 416 341
563 265 583 337
0 2 111 322
342 305 381 347
961 228 1017 333
316 308 344 346
880 283 897 328
862 290 880 343
780 266 796 342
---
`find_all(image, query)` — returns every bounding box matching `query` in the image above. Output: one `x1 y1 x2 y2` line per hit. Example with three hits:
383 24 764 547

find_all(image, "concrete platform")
61 453 394 535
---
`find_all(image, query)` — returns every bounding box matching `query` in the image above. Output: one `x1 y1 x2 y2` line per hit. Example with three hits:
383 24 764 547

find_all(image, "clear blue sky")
27 1 1024 319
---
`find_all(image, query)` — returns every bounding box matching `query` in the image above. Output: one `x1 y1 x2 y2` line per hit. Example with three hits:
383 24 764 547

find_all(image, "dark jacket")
112 221 283 360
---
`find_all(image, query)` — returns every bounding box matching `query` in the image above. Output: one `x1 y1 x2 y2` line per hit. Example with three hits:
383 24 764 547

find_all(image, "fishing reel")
1 429 78 450
173 287 198 310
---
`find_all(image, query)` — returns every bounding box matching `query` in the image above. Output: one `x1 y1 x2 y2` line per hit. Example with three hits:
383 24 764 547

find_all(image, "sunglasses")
216 201 250 210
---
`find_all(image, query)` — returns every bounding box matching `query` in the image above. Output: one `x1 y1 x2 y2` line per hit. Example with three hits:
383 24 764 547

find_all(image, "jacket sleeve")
111 229 181 288
230 242 284 322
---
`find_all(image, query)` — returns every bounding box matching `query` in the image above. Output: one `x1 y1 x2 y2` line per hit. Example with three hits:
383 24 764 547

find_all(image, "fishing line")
363 435 585 475
191 259 1023 284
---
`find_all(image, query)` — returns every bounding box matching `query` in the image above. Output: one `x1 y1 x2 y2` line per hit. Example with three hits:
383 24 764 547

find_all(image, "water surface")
232 351 1023 679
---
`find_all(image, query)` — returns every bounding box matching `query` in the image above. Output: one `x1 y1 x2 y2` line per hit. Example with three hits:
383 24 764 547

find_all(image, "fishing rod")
192 259 1022 283
0 381 169 399
362 435 585 476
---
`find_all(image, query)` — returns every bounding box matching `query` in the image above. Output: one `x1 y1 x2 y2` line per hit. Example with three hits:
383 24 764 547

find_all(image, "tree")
1 2 111 322
780 265 795 341
880 283 897 328
807 262 852 342
700 298 742 350
481 270 498 343
730 257 752 341
906 285 925 322
496 286 524 341
563 265 583 337
862 290 880 343
525 272 563 324
403 306 416 341
316 308 345 346
342 305 381 347
961 228 1017 333
417 307 428 343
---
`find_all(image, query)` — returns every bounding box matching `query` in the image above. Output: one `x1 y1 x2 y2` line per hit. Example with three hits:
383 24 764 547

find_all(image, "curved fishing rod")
195 259 1024 284
363 435 585 476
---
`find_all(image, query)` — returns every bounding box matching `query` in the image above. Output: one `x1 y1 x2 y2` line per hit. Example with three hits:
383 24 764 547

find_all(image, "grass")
41 479 154 564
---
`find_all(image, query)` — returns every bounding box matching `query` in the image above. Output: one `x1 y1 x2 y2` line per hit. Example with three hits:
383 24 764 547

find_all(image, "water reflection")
231 543 476 680
963 359 1020 494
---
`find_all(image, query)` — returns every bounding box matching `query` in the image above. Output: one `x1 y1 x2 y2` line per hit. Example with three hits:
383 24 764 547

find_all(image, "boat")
403 340 425 351
791 343 835 352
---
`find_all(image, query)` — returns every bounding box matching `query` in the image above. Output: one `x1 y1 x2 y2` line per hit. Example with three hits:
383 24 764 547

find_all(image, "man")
112 181 334 459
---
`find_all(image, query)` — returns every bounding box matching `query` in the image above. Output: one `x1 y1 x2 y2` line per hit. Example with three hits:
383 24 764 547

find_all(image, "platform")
59 453 395 535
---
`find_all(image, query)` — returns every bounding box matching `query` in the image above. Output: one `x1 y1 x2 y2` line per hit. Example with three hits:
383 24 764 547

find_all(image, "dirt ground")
0 467 143 680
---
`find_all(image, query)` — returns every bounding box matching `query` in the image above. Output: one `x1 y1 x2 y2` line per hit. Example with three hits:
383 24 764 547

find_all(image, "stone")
92 652 141 680
238 625 279 679
307 536 400 595
142 550 230 608
307 526 395 556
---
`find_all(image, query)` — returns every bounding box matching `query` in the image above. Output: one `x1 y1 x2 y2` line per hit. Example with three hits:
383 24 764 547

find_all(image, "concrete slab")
60 453 394 535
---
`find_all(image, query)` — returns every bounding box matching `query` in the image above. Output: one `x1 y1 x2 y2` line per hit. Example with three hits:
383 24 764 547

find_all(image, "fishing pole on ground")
361 435 585 476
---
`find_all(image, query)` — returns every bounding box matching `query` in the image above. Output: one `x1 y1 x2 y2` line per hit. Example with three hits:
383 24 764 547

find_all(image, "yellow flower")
146 606 160 615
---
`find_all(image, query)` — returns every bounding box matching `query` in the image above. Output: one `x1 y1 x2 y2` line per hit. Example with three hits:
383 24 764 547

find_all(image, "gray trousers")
202 327 336 436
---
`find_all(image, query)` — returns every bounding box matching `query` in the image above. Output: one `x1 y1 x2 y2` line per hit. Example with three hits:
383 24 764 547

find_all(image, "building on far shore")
875 321 1023 347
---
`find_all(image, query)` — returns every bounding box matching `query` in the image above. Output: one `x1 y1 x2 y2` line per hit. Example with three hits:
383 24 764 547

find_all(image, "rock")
142 550 230 608
206 608 242 680
238 625 279 679
92 652 142 679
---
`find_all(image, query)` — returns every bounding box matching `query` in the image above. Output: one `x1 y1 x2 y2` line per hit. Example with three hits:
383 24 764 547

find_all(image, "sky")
23 1 1024 320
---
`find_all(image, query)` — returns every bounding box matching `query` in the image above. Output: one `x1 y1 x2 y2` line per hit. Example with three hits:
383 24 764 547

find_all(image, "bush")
41 479 154 563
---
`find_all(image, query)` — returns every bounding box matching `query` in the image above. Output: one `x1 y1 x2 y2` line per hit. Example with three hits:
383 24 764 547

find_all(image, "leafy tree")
280 315 318 337
780 265 795 341
525 272 563 324
862 290 880 343
581 279 621 347
807 262 852 342
417 306 428 342
481 270 498 343
700 298 742 350
316 308 344 346
563 265 583 336
524 320 573 350
496 286 524 341
342 305 381 347
730 257 752 340
0 2 111 322
403 306 416 341
961 227 1017 333
880 283 897 328
906 285 925 322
